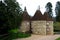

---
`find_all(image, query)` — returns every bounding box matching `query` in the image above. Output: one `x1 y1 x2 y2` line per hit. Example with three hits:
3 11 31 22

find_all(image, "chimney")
37 5 40 10
24 6 27 12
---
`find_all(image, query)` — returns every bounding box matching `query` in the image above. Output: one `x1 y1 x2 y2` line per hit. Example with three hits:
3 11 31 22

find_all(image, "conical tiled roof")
43 12 53 21
22 7 30 21
32 10 43 20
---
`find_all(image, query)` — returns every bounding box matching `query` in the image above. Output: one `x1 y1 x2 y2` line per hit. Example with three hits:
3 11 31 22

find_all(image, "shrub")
4 29 31 40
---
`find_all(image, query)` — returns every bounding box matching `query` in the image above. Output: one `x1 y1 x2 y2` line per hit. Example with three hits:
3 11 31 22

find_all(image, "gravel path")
16 34 60 40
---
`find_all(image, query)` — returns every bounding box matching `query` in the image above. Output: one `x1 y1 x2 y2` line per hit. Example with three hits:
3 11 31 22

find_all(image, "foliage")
4 0 23 29
0 29 31 40
45 2 53 18
8 28 19 33
54 22 60 31
56 37 60 40
0 1 9 34
55 1 60 22
0 0 22 34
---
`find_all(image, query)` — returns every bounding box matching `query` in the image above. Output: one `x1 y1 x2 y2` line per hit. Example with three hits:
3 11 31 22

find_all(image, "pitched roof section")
22 7 53 21
22 7 30 21
43 12 53 21
32 10 43 20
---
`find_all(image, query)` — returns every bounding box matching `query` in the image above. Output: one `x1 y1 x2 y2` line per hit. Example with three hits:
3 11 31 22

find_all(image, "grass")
17 32 31 38
56 37 60 40
54 22 60 31
5 32 31 40
0 29 31 40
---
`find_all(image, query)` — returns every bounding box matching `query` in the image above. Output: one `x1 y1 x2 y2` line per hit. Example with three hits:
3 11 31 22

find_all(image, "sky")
17 0 60 17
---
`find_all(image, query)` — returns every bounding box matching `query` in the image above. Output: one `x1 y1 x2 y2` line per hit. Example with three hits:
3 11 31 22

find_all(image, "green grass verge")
6 32 31 40
54 22 60 31
1 29 31 40
56 37 60 40
17 32 31 38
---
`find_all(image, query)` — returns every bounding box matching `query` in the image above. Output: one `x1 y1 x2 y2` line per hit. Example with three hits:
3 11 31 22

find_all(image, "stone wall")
31 21 46 35
31 21 53 35
46 21 53 35
20 21 30 33
20 20 53 35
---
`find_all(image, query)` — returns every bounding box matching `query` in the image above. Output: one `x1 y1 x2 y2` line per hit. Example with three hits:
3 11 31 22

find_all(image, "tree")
0 1 8 34
55 1 60 22
4 0 23 28
45 2 53 18
0 0 22 34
